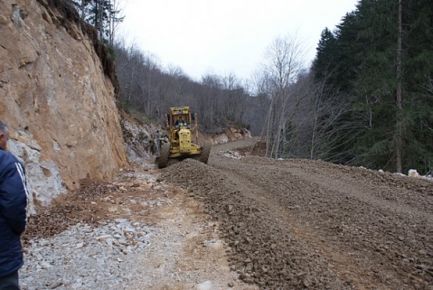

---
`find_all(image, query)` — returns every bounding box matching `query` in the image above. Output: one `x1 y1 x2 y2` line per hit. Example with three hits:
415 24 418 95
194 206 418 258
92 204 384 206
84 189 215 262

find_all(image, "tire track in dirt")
162 141 433 289
163 159 348 289
215 163 383 290
241 157 433 214
213 157 432 289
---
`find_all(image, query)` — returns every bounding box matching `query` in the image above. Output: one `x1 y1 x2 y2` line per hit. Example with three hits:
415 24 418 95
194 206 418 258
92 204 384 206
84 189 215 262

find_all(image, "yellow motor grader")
155 106 211 168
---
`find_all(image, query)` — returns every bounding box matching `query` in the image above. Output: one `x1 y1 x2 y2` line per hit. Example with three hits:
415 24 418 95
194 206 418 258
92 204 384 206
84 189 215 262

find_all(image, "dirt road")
22 169 255 290
162 140 433 289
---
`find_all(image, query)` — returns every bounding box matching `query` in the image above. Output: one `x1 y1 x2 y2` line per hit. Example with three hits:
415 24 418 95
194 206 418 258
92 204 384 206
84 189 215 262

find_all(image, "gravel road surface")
162 140 433 289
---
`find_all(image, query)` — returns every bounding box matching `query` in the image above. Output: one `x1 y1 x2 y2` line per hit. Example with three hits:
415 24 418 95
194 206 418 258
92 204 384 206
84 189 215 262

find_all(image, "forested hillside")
114 44 268 134
260 0 432 174
312 0 433 173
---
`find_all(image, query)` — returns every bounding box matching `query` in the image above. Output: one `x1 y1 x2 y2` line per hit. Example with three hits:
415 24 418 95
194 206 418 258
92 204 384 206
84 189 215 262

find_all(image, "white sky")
118 0 359 81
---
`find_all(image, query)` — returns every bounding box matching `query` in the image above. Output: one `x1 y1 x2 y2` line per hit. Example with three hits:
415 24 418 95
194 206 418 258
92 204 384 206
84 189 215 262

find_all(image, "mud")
161 142 433 289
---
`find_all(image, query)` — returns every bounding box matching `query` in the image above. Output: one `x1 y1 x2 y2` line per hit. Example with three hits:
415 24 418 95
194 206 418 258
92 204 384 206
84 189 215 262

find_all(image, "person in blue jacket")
0 121 28 290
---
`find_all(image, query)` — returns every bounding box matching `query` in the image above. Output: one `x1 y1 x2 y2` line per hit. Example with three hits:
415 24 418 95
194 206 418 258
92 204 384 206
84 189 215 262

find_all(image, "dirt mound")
24 180 122 242
24 170 158 242
162 159 344 289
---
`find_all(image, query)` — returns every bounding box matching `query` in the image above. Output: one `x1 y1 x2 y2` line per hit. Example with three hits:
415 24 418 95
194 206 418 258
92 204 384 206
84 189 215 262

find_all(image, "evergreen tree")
312 0 433 174
71 0 123 43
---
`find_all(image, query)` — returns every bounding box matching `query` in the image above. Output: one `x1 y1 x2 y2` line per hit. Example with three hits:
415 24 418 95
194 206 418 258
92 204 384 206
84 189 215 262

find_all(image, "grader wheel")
199 144 211 164
157 143 170 169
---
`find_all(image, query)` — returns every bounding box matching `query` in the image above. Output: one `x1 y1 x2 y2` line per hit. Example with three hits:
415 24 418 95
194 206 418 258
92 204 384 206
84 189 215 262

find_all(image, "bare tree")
259 36 306 158
114 43 259 132
108 0 124 46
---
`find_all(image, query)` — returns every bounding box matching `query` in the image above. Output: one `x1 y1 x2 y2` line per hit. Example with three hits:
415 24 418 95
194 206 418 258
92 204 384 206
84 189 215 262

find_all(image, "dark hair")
0 121 8 133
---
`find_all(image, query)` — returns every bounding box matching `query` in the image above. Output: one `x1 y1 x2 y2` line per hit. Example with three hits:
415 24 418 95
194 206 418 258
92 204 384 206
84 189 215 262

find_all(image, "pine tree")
312 0 433 174
71 0 123 43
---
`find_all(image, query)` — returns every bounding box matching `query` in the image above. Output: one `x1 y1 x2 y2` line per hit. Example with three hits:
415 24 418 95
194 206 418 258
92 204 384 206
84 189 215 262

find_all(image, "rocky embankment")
0 0 127 212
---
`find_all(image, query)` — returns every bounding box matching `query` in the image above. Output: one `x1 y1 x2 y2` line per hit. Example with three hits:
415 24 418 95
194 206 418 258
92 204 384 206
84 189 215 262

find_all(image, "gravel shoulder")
21 169 255 290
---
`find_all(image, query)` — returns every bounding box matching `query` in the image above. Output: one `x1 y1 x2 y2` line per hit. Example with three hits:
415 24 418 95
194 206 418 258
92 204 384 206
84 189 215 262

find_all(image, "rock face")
120 115 156 165
0 0 128 211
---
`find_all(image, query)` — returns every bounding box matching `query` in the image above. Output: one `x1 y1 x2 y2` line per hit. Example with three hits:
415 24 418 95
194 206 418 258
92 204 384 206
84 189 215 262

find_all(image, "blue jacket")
0 149 27 278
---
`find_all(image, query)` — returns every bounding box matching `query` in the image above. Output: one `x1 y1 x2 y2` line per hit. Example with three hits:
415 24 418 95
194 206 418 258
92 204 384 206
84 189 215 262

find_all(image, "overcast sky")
118 0 359 81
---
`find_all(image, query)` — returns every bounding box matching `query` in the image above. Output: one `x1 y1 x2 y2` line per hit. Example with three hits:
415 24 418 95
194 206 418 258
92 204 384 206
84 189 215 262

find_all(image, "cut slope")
0 0 127 208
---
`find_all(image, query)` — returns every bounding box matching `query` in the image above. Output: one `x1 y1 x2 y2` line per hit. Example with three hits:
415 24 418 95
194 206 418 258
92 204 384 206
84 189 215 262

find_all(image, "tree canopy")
312 0 433 173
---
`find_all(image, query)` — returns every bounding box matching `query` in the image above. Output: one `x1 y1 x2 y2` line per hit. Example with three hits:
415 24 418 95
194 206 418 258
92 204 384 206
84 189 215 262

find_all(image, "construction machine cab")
166 106 197 150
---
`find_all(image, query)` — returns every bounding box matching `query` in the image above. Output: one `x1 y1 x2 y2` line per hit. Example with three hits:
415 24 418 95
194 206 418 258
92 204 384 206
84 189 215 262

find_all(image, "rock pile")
24 181 122 240
222 150 242 160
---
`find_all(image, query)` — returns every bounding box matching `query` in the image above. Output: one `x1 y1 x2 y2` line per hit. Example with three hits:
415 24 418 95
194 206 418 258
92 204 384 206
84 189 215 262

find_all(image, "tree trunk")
395 0 403 173
310 91 321 159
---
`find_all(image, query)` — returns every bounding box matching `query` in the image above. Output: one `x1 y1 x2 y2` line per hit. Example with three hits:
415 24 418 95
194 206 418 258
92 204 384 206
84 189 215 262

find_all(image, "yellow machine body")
169 127 202 157
156 106 210 168
166 106 201 158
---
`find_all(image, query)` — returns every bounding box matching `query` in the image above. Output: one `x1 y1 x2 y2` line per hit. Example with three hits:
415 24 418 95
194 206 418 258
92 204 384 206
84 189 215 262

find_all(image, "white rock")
9 136 66 214
214 134 229 144
40 261 52 269
197 280 214 290
223 150 242 160
204 239 224 250
408 169 420 178
96 235 112 241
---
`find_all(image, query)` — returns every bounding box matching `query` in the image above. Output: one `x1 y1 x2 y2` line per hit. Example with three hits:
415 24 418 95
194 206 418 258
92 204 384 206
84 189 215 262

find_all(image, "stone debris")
389 169 433 181
20 220 152 290
24 181 122 240
223 150 242 160
214 134 229 144
408 169 433 181
121 118 157 167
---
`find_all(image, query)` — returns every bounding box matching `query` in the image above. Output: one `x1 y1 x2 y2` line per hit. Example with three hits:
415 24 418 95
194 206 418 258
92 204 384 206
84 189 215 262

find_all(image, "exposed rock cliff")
0 0 128 211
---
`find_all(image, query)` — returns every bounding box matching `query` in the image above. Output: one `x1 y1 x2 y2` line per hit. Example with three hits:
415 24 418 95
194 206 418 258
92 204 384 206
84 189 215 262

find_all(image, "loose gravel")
162 149 433 289
21 220 152 290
